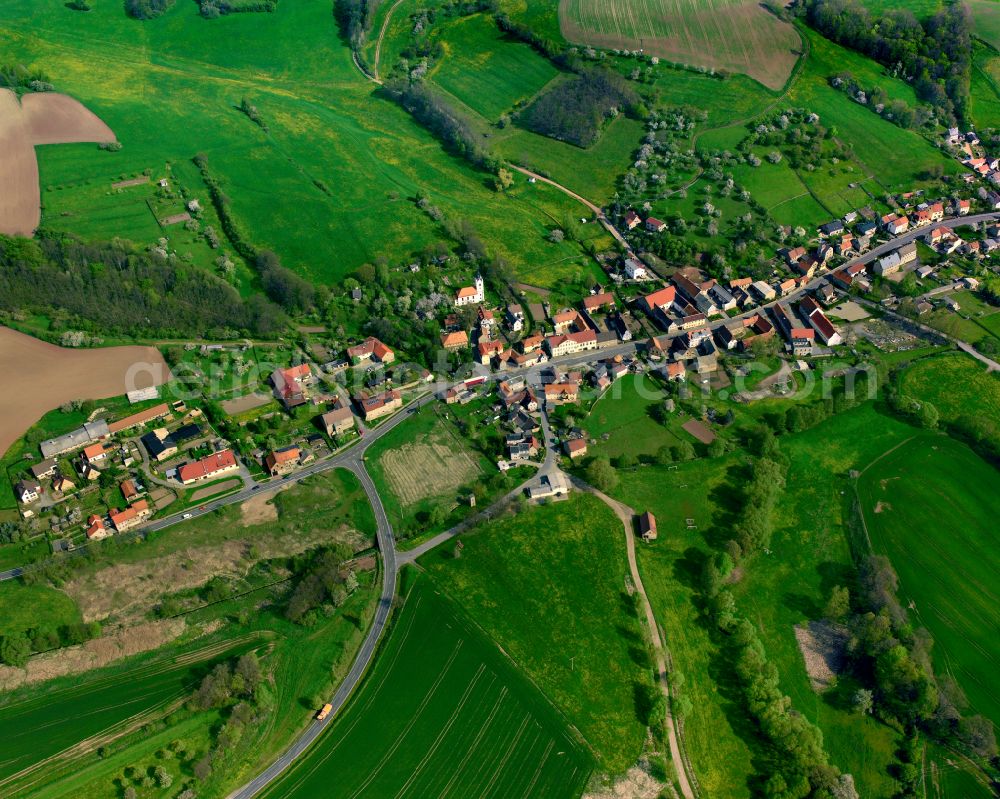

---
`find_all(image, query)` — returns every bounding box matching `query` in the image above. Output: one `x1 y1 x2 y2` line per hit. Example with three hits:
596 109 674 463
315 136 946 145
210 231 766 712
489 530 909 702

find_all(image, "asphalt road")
224 460 397 799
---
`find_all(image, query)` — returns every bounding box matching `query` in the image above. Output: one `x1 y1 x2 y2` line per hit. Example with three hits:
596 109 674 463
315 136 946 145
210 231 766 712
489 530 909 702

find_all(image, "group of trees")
0 621 102 667
834 556 998 770
124 0 174 19
732 433 788 557
199 0 276 18
334 0 374 50
284 544 359 625
829 72 929 130
0 233 285 339
803 0 971 124
0 62 53 92
520 69 641 148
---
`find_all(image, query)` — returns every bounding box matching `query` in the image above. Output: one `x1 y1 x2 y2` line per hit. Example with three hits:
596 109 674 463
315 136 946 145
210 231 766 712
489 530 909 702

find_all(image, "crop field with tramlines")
558 0 802 90
259 577 592 799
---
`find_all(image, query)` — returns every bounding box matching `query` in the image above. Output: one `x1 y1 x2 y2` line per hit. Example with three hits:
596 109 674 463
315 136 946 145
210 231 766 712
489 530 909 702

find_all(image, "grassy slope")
420 493 655 776
899 352 1000 424
858 435 1000 727
257 574 593 799
0 0 596 286
0 582 81 638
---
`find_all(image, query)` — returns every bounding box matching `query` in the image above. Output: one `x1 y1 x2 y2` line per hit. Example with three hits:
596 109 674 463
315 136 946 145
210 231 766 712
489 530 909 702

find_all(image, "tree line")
802 0 972 125
193 153 316 314
0 620 102 668
0 233 286 339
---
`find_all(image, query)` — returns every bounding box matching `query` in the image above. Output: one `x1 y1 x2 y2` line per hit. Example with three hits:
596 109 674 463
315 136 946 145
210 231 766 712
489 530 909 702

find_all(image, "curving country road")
225 460 397 799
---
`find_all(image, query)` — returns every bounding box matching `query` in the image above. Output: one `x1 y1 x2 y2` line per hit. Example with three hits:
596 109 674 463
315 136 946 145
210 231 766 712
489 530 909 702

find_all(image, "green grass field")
0 583 80 638
971 0 1000 51
420 493 655 775
432 14 559 121
899 352 1000 430
858 435 1000 727
583 372 685 459
0 0 599 288
258 575 593 799
558 0 802 90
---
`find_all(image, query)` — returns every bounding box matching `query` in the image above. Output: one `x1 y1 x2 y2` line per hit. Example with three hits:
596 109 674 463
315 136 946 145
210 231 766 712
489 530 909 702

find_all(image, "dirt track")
0 88 116 236
0 326 170 458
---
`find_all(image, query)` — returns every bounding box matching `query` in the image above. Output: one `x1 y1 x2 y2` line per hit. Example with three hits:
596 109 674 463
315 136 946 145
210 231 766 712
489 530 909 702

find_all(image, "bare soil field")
558 0 801 90
0 88 116 236
795 620 849 692
222 392 274 415
0 326 171 458
189 477 242 502
380 438 481 504
682 418 717 444
0 90 40 237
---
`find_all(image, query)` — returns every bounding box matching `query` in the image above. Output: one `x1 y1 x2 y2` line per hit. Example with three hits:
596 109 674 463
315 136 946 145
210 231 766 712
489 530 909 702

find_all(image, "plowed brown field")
0 88 115 236
0 326 170 457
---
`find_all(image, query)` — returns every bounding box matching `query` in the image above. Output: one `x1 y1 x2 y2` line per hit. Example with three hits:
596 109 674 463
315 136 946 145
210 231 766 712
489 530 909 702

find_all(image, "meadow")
258 575 593 799
582 372 686 459
858 434 1000 727
898 352 1000 438
431 14 559 121
420 493 656 775
558 0 802 90
0 0 598 288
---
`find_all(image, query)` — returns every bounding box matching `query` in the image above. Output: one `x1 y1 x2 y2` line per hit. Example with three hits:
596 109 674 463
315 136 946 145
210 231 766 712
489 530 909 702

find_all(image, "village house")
819 220 844 237
665 361 686 382
505 304 525 332
177 449 239 485
30 458 58 480
321 404 355 437
582 292 616 313
521 333 544 354
440 330 469 351
800 296 842 346
873 252 902 277
142 428 179 462
120 479 140 503
552 309 586 335
107 403 171 435
16 480 41 504
564 438 588 459
271 363 312 409
546 330 598 358
85 515 108 540
82 443 109 467
881 213 909 235
956 199 971 215
40 419 111 459
110 499 151 533
265 445 301 476
639 286 677 319
637 511 657 541
624 257 649 280
750 281 777 302
477 339 505 365
708 283 737 311
53 476 75 494
454 274 485 307
543 383 579 405
624 210 641 230
645 217 667 233
346 336 395 366
356 390 402 422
